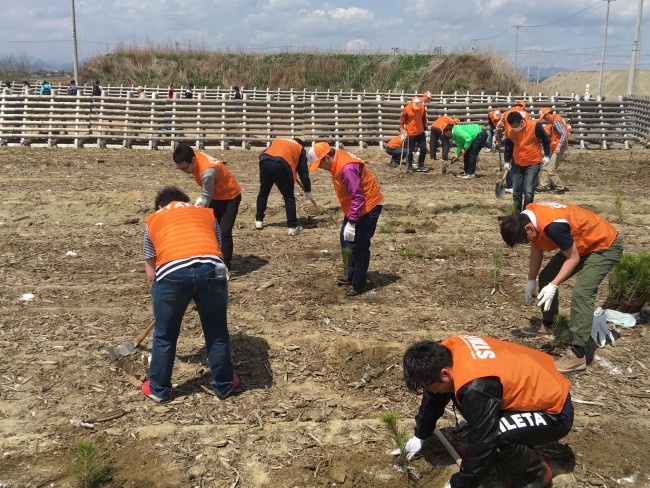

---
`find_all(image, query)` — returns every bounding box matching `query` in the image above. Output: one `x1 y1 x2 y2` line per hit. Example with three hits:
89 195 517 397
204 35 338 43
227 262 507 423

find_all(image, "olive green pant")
539 236 623 347
537 146 567 190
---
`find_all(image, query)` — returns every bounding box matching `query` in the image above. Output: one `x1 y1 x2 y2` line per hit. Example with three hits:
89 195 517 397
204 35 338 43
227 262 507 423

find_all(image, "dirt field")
535 70 650 99
0 145 648 488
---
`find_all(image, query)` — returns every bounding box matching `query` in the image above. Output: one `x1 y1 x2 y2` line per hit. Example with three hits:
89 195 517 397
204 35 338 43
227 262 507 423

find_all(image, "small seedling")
402 249 425 259
71 439 106 488
613 195 624 222
379 224 394 233
489 250 503 294
380 411 417 480
550 313 571 348
608 176 619 190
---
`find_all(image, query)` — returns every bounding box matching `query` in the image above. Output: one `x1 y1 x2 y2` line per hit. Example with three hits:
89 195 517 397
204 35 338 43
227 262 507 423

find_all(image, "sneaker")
217 373 240 400
552 187 566 195
141 380 164 403
555 347 587 373
336 275 352 286
458 173 475 179
505 188 514 193
287 225 302 236
406 166 414 174
506 452 552 488
416 166 431 172
520 319 553 337
255 220 263 230
536 186 550 193
346 288 362 297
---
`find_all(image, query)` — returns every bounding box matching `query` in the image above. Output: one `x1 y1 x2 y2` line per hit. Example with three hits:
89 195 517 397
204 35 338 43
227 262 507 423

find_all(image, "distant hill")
535 70 650 99
79 47 526 94
520 65 572 83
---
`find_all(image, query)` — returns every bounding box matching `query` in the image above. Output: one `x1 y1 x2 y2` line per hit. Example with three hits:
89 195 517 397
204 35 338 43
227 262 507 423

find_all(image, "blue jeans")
340 205 383 291
463 129 487 175
385 146 408 163
149 262 234 399
511 163 540 213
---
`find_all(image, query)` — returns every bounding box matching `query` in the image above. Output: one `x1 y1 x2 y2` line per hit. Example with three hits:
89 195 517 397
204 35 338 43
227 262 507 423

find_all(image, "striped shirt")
143 219 223 280
553 119 568 148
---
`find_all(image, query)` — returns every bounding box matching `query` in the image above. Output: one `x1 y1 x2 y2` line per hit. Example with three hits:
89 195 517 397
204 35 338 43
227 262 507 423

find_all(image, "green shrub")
606 252 650 309
72 439 106 488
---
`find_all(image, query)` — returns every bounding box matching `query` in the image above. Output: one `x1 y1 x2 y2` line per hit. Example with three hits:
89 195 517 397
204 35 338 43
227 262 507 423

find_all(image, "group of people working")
140 97 620 486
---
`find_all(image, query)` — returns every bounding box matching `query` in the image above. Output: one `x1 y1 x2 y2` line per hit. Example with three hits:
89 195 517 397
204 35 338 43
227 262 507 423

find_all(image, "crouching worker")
398 337 573 488
142 186 238 402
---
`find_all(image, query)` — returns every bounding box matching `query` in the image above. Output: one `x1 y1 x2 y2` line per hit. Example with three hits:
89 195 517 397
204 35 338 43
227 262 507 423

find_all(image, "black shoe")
346 288 362 297
406 167 414 174
336 276 352 286
553 187 566 195
416 166 431 172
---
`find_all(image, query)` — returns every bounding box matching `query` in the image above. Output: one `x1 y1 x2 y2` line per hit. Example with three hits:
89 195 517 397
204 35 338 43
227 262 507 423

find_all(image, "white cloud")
345 38 371 52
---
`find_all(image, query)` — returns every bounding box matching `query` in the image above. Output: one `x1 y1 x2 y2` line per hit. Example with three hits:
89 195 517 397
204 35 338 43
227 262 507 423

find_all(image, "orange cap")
538 107 552 120
308 142 332 171
514 100 526 108
453 118 461 125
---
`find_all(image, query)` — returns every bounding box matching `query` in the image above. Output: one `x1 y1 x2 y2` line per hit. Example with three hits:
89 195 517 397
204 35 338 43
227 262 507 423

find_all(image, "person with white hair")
399 97 429 173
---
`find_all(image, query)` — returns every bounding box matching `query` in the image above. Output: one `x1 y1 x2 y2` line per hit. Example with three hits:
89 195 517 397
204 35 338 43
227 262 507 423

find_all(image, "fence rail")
1 88 648 150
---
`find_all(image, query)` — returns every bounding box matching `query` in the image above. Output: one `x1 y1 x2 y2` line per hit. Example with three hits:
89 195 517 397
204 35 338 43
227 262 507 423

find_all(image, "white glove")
525 280 537 305
400 134 406 142
537 283 558 312
195 196 205 207
591 311 615 347
504 161 511 171
391 436 423 461
304 191 313 201
343 222 356 242
424 130 430 138
542 156 550 166
442 483 452 488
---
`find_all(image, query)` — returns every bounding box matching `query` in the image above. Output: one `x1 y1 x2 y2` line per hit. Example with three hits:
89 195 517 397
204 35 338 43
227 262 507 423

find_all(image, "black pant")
406 132 427 167
430 128 451 160
463 129 488 175
255 159 297 228
340 205 382 291
209 194 241 269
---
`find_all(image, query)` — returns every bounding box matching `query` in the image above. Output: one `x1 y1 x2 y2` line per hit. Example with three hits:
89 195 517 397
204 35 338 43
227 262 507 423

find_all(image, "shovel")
106 319 155 361
442 155 460 174
297 180 336 224
495 169 509 199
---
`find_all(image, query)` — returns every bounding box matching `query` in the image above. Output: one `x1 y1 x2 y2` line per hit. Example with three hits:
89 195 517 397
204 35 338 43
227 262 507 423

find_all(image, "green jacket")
452 124 483 156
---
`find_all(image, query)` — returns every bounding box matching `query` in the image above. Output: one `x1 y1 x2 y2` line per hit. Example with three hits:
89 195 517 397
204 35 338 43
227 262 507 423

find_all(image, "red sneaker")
141 380 164 403
217 373 240 400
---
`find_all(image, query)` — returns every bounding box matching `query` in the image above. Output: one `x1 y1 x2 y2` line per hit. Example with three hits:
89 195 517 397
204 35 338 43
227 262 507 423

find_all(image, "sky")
1 0 649 76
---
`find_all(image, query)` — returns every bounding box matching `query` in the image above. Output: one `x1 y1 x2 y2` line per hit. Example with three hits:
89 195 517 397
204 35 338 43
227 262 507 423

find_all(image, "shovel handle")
434 427 462 467
134 319 155 346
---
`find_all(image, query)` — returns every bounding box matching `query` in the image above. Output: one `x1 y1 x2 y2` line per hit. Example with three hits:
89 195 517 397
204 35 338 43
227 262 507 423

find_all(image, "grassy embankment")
79 44 525 93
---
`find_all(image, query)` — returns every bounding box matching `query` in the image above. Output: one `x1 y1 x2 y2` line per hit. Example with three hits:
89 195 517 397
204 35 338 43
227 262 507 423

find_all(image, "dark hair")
500 213 531 247
327 148 336 157
403 341 453 393
173 144 195 165
294 137 305 148
233 86 240 91
94 80 100 84
154 186 189 209
507 111 523 125
70 79 76 85
443 124 454 133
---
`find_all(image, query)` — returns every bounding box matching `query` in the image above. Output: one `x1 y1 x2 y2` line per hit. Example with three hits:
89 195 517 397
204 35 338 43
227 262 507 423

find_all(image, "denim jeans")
463 129 488 175
340 205 383 291
149 262 234 399
209 194 241 269
385 146 408 163
256 158 297 227
511 162 540 213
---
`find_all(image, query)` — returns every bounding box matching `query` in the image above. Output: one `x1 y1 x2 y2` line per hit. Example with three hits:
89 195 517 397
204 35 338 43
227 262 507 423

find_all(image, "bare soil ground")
535 70 650 99
0 145 648 488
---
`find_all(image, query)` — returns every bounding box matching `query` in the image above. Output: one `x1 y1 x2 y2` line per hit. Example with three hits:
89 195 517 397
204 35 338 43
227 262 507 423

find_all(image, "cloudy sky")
1 0 649 74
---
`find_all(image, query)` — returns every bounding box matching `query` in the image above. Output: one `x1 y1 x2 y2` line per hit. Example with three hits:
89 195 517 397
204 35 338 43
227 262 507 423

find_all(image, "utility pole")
598 0 615 99
514 26 521 72
70 0 79 85
537 62 541 84
627 0 644 96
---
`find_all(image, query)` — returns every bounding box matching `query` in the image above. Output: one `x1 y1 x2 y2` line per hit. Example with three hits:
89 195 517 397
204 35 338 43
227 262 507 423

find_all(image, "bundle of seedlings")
603 252 650 313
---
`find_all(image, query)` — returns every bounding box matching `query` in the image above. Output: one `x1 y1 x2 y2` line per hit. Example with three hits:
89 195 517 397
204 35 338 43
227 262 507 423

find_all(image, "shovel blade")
106 346 120 361
442 163 448 174
115 342 136 357
495 181 506 198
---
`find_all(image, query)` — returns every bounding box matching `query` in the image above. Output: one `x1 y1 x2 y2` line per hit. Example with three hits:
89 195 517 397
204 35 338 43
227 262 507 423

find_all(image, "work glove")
442 483 452 488
304 191 313 201
504 161 511 171
525 280 537 305
591 317 615 348
343 222 356 242
542 156 550 166
537 283 558 311
391 436 423 461
195 196 206 207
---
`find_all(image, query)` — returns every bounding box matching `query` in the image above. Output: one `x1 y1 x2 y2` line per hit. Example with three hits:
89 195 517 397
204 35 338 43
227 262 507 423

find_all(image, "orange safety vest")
488 110 502 126
146 201 223 267
432 116 457 131
330 150 384 218
526 202 618 255
260 139 304 181
508 119 542 166
443 336 570 415
400 99 427 136
386 134 403 149
192 152 241 200
502 107 530 137
543 113 572 152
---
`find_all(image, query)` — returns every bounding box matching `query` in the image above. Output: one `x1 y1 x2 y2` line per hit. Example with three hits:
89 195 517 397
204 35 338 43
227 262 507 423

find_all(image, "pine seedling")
379 224 394 233
71 439 106 488
549 313 571 348
380 411 416 479
613 195 625 222
489 250 503 294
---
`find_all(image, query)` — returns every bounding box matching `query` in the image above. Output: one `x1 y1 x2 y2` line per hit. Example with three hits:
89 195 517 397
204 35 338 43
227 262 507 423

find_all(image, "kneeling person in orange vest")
500 202 623 373
385 133 408 166
309 142 384 296
173 144 242 270
142 186 238 402
256 138 312 236
398 337 573 488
